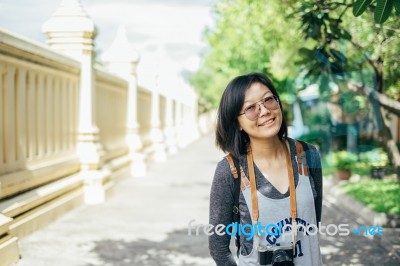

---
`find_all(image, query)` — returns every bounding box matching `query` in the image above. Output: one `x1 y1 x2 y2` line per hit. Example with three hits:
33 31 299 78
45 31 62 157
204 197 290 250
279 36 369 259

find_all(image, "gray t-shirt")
208 138 323 265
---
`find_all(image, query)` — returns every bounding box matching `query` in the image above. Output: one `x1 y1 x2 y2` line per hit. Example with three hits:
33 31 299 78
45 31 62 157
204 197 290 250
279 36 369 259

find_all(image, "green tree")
353 0 400 24
193 0 400 175
288 0 400 176
290 0 399 95
191 0 303 109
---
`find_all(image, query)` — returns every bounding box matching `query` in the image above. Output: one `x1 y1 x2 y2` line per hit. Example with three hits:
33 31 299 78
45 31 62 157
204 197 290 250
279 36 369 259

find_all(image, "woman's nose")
258 103 270 116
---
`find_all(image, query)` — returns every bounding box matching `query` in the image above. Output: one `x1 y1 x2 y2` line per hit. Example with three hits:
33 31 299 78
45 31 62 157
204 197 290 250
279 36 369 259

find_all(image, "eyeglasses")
238 95 280 121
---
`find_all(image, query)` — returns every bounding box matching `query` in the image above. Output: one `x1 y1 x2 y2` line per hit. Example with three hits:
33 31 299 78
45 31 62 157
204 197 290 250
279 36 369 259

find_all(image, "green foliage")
291 2 354 92
353 0 398 24
353 0 373 17
375 0 395 23
337 90 369 116
348 14 400 93
341 180 400 214
395 0 400 13
326 150 358 170
358 148 389 168
322 155 336 176
302 107 331 127
193 0 399 113
323 148 390 175
298 130 327 144
298 130 329 154
289 0 400 98
190 0 304 108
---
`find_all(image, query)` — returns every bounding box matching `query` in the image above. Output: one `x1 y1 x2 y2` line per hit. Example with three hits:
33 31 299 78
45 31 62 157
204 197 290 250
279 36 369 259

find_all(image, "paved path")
17 135 400 266
321 185 400 265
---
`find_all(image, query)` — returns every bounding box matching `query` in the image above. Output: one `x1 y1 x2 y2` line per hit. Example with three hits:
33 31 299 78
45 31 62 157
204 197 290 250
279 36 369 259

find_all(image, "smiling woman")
209 73 323 266
215 73 288 158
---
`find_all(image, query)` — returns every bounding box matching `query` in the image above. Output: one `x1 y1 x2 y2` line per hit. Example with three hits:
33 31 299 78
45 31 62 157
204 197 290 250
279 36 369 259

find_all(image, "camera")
258 243 294 266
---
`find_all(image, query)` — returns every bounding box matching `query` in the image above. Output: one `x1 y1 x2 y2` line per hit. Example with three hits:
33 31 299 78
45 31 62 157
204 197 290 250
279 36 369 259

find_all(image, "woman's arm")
209 159 237 266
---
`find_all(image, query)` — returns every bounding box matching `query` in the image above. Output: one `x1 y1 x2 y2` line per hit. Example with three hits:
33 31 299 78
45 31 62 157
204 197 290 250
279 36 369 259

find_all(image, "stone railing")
95 68 129 162
0 28 83 266
0 1 213 265
0 28 82 198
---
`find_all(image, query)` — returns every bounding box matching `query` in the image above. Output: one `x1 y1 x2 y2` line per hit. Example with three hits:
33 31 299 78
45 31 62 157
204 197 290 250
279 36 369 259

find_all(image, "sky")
0 0 214 90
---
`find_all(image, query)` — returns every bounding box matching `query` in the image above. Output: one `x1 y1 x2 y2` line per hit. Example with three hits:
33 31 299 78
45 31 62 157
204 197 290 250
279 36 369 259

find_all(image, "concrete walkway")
16 135 400 266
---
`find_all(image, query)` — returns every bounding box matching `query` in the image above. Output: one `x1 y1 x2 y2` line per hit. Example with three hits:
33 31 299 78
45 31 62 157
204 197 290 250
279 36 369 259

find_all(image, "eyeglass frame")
238 95 280 121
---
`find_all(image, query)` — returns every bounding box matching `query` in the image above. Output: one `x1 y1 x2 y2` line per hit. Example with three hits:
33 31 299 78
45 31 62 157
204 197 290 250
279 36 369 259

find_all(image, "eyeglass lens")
244 96 279 121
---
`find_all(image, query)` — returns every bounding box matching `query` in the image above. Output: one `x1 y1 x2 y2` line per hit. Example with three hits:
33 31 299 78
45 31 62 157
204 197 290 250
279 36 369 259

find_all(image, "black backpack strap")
225 153 241 257
296 139 323 225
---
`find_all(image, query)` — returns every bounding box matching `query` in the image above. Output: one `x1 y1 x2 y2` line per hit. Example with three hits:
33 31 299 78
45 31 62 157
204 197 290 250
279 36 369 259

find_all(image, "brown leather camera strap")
247 150 259 222
285 141 297 222
247 140 297 225
226 155 239 179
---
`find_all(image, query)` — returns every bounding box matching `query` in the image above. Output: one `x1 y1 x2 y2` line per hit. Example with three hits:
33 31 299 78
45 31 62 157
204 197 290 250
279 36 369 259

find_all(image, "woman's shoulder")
214 156 234 180
216 156 230 170
215 153 247 180
211 156 237 193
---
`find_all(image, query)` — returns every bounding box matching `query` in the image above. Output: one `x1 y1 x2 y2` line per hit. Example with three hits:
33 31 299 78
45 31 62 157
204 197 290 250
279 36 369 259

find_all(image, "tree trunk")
348 83 400 179
374 57 384 93
368 92 400 179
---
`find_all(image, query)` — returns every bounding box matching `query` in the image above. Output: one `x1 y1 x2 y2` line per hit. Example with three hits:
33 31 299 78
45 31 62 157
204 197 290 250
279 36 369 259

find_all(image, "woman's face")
237 82 282 141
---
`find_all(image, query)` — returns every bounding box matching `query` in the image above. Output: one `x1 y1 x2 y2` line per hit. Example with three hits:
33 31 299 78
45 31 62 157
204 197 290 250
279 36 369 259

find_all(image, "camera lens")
271 250 293 266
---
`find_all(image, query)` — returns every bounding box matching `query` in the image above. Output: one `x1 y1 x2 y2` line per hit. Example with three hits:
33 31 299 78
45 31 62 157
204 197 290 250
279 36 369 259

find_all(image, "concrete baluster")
150 75 167 162
102 25 146 177
43 0 108 204
164 95 178 155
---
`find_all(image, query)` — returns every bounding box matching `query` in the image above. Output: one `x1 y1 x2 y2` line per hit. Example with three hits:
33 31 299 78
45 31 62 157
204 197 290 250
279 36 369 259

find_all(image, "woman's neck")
249 136 285 162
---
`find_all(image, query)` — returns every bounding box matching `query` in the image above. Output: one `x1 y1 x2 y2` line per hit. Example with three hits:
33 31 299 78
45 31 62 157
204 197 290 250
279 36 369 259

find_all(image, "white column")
175 101 186 148
150 77 167 161
102 25 146 177
188 92 200 143
43 0 107 204
164 95 177 154
182 104 191 147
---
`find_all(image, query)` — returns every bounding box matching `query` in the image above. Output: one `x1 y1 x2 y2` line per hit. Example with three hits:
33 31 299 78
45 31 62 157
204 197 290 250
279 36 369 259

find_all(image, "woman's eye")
245 105 256 112
265 96 274 103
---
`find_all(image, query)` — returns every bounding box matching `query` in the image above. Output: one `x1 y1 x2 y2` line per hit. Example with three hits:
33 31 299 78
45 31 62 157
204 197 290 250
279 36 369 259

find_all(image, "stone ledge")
9 188 84 238
0 214 13 237
0 235 19 266
0 173 83 218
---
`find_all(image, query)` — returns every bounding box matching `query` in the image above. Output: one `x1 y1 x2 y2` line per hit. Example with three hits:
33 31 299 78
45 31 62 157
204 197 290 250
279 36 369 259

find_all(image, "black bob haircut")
215 72 288 158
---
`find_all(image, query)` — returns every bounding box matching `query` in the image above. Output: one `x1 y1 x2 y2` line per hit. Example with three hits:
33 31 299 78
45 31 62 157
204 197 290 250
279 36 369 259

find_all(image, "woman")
209 73 323 265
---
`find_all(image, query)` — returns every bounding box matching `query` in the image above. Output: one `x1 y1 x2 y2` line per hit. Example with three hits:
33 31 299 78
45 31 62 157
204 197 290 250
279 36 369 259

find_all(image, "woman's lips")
258 118 276 127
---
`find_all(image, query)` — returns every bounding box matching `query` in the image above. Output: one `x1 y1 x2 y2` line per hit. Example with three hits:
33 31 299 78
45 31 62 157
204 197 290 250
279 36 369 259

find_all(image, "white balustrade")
95 69 128 161
0 47 80 198
0 0 204 263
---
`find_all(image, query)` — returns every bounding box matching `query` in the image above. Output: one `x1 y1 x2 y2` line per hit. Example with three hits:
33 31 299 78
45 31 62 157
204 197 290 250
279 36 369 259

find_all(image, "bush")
358 148 389 168
341 180 400 215
325 150 358 171
353 148 389 176
323 148 390 176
